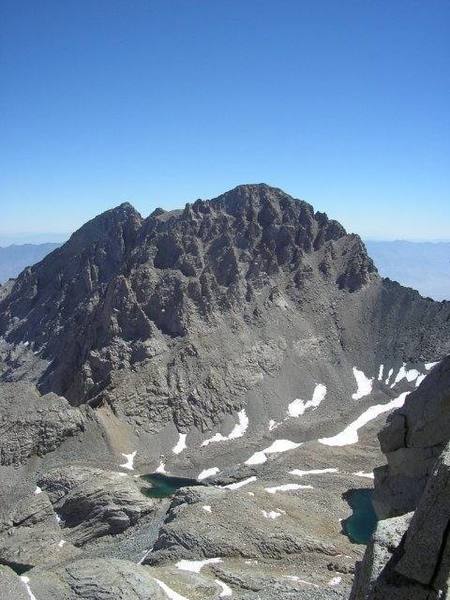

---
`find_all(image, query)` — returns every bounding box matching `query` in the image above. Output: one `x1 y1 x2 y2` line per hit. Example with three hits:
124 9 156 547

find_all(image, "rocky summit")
0 184 449 599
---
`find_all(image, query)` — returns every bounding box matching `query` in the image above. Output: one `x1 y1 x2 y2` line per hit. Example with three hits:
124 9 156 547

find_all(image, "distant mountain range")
1 238 448 301
0 242 60 283
365 240 450 301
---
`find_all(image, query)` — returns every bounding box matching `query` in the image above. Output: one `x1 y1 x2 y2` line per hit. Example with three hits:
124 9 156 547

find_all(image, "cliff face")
374 358 450 518
350 357 450 599
1 184 449 444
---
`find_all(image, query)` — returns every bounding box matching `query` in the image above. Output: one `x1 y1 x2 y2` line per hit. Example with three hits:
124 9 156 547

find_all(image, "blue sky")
1 0 449 244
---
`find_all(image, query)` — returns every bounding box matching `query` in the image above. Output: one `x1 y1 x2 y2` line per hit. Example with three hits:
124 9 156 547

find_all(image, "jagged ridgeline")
1 184 449 437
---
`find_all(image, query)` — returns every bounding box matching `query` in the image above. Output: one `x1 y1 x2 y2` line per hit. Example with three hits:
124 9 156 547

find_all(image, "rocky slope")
1 184 449 599
350 357 450 599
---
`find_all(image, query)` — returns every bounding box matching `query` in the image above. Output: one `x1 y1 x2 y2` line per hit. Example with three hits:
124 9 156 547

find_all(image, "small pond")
342 488 378 545
140 473 202 498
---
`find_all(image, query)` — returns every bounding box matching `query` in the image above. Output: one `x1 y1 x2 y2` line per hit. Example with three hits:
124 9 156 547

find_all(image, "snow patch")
406 369 420 382
176 557 222 573
261 510 282 519
215 579 233 597
120 451 136 470
285 576 319 588
203 505 212 513
225 476 257 490
290 468 338 477
268 419 281 431
153 578 190 600
58 539 66 548
353 471 374 479
390 363 420 387
227 409 249 439
155 461 167 474
416 373 426 387
425 361 439 370
385 367 394 385
245 450 267 465
351 367 373 400
245 439 301 466
172 433 187 455
34 486 42 495
329 576 342 586
378 364 384 381
265 483 313 494
198 467 219 481
319 392 409 447
288 384 327 417
20 577 37 600
202 410 249 446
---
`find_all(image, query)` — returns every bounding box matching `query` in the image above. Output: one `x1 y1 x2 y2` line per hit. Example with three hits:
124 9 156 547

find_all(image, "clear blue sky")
1 0 449 244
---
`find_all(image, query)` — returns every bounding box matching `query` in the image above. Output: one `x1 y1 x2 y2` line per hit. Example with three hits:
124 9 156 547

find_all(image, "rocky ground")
0 365 436 599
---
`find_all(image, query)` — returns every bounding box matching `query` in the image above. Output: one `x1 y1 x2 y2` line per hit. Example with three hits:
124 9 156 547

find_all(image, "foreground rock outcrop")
350 357 450 599
373 358 450 518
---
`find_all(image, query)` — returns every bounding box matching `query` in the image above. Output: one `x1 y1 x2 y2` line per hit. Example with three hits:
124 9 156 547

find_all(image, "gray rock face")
349 513 413 600
374 357 450 518
25 558 167 599
0 566 29 600
0 523 81 572
351 358 450 600
0 487 83 572
37 465 158 546
146 485 340 566
395 443 450 590
0 382 85 466
0 466 159 575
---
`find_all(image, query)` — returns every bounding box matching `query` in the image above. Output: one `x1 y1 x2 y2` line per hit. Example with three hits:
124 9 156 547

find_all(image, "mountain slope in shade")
365 240 450 301
0 242 61 283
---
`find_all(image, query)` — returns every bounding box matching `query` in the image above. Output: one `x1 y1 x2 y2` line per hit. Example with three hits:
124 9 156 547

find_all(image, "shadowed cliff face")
350 358 450 600
374 357 450 519
0 184 449 434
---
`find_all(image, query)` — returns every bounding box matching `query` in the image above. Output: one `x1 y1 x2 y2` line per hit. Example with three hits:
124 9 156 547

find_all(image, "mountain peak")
2 183 433 408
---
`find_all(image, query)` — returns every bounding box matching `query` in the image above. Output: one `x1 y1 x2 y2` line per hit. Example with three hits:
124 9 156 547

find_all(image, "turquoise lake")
342 488 378 544
140 473 201 498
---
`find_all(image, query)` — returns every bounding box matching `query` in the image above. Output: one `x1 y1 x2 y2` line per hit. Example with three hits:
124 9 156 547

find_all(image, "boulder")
38 465 157 545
